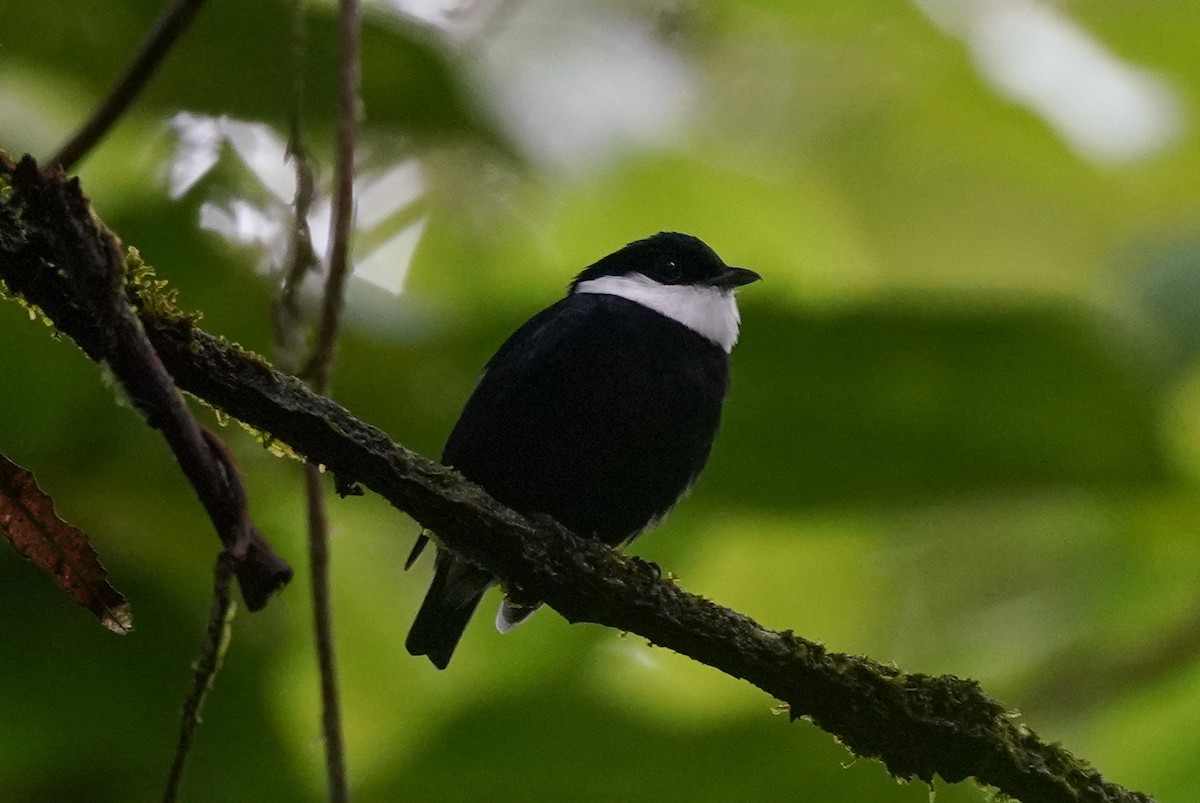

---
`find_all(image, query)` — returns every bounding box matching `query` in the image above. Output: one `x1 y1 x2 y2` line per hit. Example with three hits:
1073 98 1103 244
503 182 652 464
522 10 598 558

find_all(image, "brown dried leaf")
0 451 132 633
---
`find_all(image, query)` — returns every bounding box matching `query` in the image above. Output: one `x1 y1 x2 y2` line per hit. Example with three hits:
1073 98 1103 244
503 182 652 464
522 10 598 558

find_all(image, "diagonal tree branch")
0 152 1152 803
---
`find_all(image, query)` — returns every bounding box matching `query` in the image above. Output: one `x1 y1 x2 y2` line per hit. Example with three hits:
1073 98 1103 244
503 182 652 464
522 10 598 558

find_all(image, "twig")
268 3 350 794
305 464 348 799
163 551 237 803
0 153 1155 803
293 0 361 798
164 433 255 802
271 0 321 375
302 0 361 389
49 0 211 171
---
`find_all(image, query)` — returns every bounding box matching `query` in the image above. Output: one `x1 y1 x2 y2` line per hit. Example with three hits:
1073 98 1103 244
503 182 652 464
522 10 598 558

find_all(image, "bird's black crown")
571 232 730 290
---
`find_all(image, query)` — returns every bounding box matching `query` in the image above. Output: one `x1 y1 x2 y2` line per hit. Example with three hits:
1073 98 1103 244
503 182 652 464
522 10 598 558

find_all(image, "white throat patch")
573 273 742 353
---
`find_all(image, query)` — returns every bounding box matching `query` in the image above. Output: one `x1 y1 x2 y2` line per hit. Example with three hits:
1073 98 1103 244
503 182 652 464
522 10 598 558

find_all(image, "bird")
405 232 760 669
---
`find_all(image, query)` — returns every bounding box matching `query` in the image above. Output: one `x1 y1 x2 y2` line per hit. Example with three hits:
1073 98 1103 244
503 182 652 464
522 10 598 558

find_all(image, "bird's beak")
712 266 762 289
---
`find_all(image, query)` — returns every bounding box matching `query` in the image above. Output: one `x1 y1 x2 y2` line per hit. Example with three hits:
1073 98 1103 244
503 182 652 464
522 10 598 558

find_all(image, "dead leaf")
0 451 132 633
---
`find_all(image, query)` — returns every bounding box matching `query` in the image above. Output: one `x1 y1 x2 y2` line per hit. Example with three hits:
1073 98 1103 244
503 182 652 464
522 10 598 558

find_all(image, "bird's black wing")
404 298 591 570
405 297 608 666
442 293 729 545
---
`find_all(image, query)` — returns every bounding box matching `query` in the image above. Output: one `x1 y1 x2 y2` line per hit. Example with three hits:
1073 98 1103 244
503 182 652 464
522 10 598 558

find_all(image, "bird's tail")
406 550 492 670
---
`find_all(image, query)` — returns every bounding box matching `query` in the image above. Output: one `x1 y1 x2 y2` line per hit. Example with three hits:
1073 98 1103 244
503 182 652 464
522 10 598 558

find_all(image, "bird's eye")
660 260 682 281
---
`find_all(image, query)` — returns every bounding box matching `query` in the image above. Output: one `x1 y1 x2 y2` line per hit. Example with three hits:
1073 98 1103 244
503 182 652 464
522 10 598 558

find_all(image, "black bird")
405 232 760 669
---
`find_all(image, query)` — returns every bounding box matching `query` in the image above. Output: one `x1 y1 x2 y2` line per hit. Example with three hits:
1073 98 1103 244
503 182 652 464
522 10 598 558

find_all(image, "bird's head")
570 233 760 353
571 232 761 293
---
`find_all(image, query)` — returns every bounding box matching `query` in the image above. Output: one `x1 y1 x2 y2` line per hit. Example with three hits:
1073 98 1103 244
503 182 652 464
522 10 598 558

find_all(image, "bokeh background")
3 0 1200 800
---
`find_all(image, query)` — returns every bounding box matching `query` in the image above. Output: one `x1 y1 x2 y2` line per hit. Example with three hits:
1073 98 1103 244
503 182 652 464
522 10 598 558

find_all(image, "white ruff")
574 273 741 352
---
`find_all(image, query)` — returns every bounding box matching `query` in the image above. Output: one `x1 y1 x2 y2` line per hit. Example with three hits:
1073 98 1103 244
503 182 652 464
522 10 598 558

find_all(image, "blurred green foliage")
2 1 1199 801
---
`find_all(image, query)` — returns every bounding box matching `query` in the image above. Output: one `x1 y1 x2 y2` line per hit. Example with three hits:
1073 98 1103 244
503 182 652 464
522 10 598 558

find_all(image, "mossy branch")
0 154 291 607
0 152 1153 803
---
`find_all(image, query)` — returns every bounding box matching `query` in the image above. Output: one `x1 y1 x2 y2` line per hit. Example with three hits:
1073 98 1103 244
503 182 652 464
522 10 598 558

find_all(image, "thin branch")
0 152 1154 803
164 508 248 801
305 464 348 799
303 0 361 388
162 430 257 801
272 0 321 375
291 0 361 797
163 553 237 803
270 4 348 794
48 0 210 171
271 131 319 370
